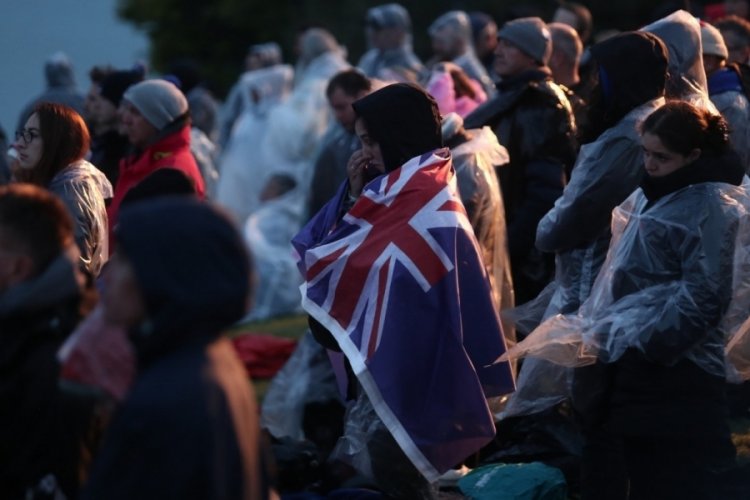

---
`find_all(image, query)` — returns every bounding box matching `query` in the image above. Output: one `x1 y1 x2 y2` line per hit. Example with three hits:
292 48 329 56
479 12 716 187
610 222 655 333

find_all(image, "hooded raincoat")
83 198 266 500
641 10 717 112
505 151 750 416
502 32 670 418
708 64 750 171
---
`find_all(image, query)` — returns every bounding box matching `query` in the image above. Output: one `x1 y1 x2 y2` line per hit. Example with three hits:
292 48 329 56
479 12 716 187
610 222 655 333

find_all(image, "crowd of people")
4 1 750 499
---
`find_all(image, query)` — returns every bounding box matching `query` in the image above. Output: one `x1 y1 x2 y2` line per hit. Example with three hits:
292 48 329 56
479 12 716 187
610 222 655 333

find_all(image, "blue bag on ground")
458 462 567 500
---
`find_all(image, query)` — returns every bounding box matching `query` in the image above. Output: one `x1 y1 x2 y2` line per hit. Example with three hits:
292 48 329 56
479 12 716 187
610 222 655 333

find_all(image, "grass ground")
236 314 750 496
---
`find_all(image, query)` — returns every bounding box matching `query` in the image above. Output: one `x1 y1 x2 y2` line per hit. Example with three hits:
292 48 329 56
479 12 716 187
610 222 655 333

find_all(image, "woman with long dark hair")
11 102 111 276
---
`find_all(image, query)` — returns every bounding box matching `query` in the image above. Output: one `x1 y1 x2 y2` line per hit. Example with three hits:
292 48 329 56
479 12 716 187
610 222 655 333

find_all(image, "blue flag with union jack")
292 148 515 481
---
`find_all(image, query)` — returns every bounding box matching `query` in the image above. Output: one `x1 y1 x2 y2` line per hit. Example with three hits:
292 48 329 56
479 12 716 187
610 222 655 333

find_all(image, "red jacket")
107 125 205 248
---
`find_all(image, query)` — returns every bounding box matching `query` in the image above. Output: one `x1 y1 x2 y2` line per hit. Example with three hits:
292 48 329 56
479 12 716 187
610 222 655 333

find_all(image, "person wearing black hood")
504 30 669 498
464 16 577 306
82 198 268 500
297 83 514 499
89 69 144 186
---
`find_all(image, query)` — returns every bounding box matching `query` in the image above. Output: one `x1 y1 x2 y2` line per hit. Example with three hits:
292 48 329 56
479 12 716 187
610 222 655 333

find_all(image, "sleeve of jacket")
506 91 575 258
591 196 736 366
536 136 643 253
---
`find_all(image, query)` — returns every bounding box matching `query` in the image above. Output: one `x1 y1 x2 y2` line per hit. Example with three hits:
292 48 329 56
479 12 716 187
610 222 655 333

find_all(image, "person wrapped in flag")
292 83 515 498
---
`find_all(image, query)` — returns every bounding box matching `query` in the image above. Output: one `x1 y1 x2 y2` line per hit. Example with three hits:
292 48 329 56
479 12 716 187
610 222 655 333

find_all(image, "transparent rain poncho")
711 85 750 172
449 123 514 344
503 179 750 398
49 159 112 276
641 10 717 113
215 64 294 223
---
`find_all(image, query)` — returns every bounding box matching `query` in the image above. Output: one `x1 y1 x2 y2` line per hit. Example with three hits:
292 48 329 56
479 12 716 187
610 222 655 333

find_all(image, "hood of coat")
640 9 708 99
590 31 668 123
115 197 251 365
352 82 443 172
44 52 76 89
640 149 746 203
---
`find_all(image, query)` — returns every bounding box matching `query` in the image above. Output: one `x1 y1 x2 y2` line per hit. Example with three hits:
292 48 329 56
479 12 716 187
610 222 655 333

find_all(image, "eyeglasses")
14 128 40 145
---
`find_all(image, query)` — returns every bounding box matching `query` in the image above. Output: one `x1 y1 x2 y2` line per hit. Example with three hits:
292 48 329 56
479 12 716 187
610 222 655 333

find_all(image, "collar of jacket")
708 66 744 96
125 123 191 168
496 67 552 92
640 150 745 204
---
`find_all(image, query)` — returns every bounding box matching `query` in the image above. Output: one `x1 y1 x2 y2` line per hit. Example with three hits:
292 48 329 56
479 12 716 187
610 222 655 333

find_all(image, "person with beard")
464 16 577 306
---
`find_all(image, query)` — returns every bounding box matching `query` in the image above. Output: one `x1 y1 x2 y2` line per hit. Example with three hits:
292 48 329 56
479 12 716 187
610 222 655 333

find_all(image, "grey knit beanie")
498 17 552 65
122 79 188 130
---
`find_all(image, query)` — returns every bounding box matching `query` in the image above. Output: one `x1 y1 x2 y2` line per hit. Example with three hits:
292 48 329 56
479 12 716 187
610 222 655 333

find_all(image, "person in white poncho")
506 101 750 499
10 102 111 277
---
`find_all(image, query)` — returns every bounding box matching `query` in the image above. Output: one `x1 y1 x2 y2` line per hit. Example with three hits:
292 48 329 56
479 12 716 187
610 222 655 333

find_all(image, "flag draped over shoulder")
292 148 515 481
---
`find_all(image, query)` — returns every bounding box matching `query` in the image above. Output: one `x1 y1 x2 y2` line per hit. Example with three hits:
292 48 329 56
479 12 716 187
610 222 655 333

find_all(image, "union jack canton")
292 148 515 481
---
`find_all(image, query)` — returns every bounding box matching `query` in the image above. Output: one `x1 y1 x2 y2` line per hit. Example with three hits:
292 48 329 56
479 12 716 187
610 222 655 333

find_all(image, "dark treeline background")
116 0 711 97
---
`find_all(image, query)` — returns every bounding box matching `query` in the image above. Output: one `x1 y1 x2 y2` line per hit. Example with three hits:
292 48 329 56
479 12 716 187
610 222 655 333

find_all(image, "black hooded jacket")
83 198 266 500
464 67 577 303
352 82 443 173
583 31 668 143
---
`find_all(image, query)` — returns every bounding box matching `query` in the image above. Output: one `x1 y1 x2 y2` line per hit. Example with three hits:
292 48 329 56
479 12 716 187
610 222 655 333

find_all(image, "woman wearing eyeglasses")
11 102 112 277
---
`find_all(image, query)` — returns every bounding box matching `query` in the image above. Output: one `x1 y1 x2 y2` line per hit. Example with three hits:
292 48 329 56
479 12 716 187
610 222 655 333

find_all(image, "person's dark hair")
352 83 443 172
326 69 372 99
88 65 113 85
641 100 730 156
0 183 74 276
18 102 90 186
715 15 750 44
581 31 668 144
556 1 593 43
121 168 197 207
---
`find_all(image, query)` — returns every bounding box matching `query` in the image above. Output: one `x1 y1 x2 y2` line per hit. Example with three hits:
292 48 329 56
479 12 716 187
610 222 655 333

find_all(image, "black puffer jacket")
465 68 577 303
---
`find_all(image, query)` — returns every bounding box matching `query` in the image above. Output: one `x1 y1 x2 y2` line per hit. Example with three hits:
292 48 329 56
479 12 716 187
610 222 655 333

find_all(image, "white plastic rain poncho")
444 115 514 345
504 175 750 388
214 64 294 223
641 10 718 113
500 31 670 418
242 187 304 322
264 29 350 207
49 159 112 276
709 68 750 172
500 100 665 417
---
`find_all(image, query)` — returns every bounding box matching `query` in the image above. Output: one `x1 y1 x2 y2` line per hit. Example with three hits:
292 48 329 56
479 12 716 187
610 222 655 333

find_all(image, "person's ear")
7 253 35 287
687 148 701 164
